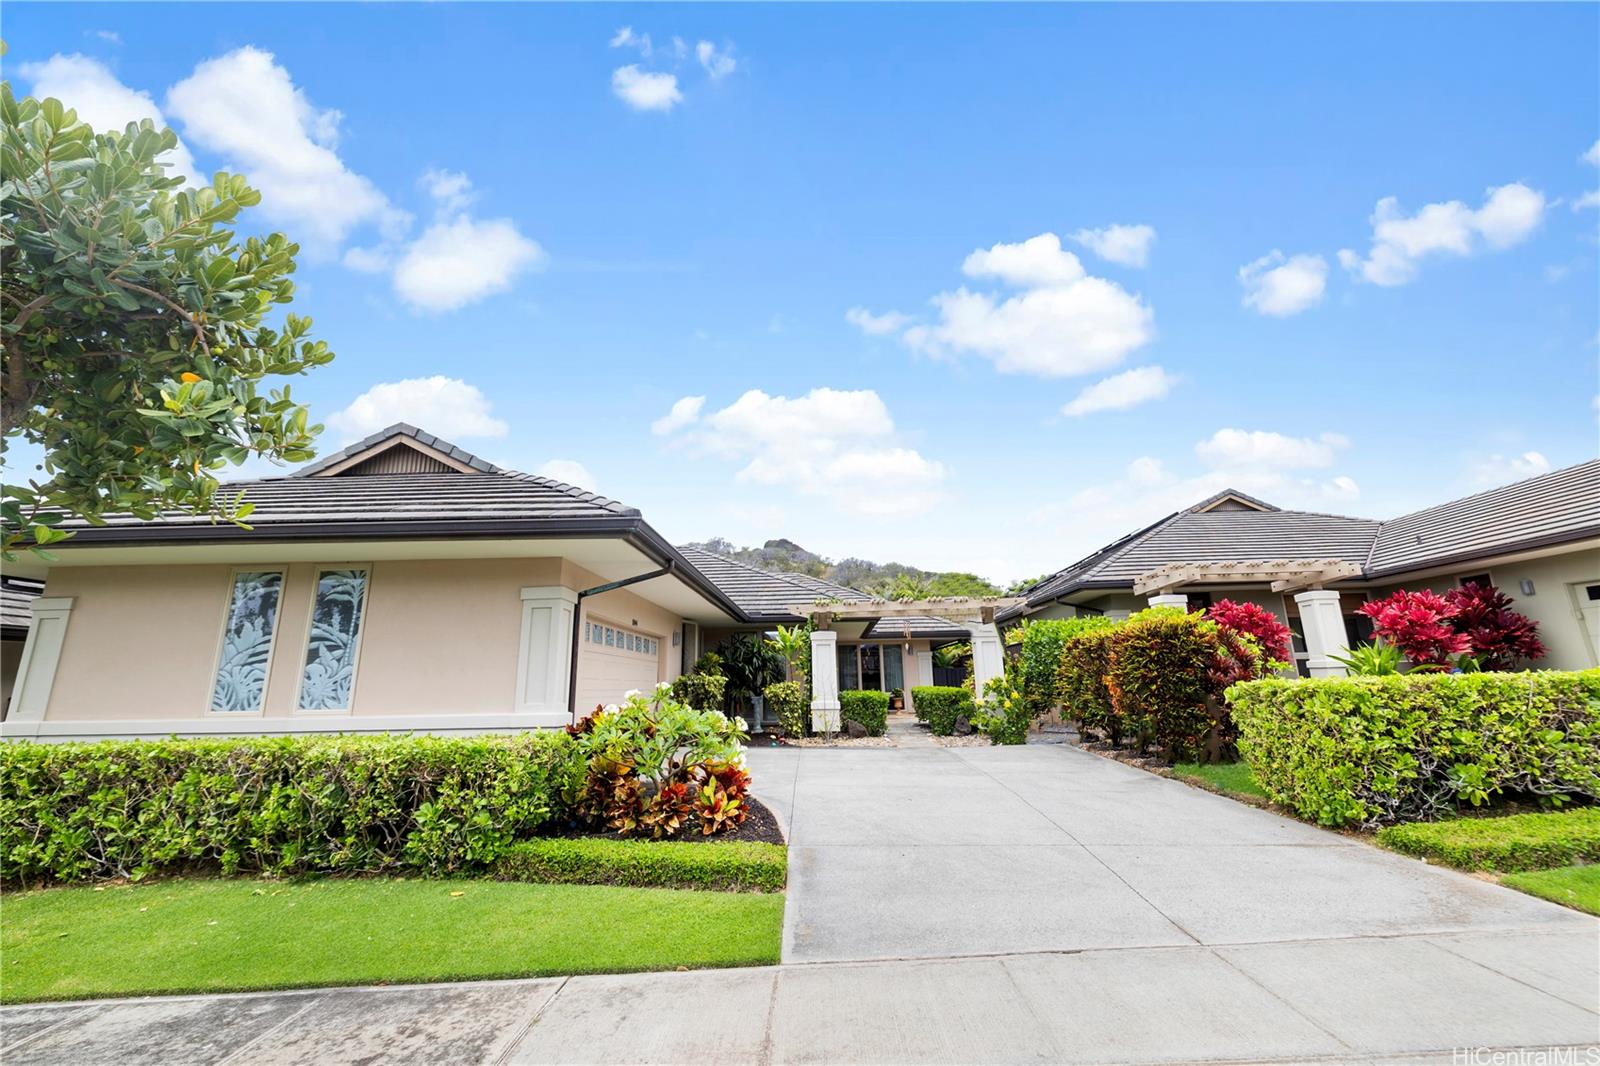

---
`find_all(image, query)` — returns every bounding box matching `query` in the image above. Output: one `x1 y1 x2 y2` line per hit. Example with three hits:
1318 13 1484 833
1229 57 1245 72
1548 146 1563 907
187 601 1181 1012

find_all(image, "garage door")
580 617 663 707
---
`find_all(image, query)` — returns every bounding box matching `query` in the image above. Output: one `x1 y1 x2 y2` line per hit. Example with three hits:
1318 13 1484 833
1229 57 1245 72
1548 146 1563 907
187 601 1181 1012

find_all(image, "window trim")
205 566 288 717
292 564 373 716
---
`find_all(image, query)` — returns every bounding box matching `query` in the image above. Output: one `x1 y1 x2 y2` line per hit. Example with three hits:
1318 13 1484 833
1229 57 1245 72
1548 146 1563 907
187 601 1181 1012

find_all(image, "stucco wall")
572 563 685 713
36 556 697 724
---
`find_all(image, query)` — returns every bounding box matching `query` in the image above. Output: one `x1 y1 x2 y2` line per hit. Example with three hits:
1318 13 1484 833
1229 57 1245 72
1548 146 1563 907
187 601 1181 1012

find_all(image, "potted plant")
889 688 904 711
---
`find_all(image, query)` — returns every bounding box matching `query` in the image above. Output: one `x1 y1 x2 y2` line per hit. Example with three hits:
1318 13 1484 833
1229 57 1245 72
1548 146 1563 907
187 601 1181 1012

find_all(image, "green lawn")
1376 809 1600 872
1172 761 1267 799
1 876 785 1004
1502 865 1600 915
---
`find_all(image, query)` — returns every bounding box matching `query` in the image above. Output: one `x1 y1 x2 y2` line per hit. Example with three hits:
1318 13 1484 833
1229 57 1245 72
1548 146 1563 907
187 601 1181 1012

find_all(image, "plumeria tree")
1 85 332 556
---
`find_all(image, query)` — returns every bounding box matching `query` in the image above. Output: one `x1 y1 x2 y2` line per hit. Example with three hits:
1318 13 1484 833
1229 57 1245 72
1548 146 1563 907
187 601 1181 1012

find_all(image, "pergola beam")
788 597 1025 624
1134 559 1361 596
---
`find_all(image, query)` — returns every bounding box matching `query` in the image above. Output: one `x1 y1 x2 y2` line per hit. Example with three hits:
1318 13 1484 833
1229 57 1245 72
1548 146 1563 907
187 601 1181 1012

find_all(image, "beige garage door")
580 617 663 707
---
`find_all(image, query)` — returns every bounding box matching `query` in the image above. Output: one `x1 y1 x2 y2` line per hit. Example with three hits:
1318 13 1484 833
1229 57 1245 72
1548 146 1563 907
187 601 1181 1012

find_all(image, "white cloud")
165 46 390 247
1471 450 1551 487
1239 251 1328 317
845 307 912 336
21 53 199 182
392 214 545 313
651 396 706 436
1575 190 1600 211
1195 428 1348 469
612 66 682 111
609 26 652 56
327 377 509 442
93 30 122 45
1585 140 1600 167
1338 182 1546 286
1061 366 1175 416
696 41 737 80
661 388 947 517
536 460 597 490
420 168 474 213
1070 224 1156 268
895 232 1153 378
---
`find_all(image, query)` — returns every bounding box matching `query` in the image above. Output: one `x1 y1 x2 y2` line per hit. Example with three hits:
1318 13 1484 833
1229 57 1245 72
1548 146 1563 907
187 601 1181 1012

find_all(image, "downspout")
567 562 674 722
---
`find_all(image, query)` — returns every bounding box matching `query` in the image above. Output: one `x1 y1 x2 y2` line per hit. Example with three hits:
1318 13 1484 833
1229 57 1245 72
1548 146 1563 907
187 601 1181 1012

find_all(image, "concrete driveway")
4 742 1595 1064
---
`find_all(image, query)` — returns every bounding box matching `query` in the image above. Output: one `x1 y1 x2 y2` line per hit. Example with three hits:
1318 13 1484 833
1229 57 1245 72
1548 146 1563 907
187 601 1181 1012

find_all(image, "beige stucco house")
1002 461 1600 676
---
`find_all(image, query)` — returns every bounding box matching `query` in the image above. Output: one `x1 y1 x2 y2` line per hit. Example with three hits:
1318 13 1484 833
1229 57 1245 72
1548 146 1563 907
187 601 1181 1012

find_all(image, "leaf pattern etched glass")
298 569 369 710
210 571 284 712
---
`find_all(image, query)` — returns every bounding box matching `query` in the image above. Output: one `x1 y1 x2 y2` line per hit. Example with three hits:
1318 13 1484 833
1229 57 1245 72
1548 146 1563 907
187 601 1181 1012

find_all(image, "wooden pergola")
786 597 1026 629
1133 559 1362 596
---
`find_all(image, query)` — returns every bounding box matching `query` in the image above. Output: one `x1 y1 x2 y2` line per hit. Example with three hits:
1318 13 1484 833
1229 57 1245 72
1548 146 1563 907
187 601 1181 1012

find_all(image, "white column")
809 629 841 731
6 597 74 722
1147 593 1189 611
911 647 934 714
1106 609 1132 622
516 586 578 724
1293 589 1350 678
968 622 1004 702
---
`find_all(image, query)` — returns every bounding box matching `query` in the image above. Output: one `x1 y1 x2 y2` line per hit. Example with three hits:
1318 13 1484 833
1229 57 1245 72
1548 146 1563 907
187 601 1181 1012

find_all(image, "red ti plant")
1206 599 1293 664
1444 582 1546 670
1357 589 1470 669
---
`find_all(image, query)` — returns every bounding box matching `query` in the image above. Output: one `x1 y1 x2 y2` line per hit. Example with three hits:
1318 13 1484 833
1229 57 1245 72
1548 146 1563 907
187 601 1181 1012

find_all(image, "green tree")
1 86 333 555
926 571 1001 598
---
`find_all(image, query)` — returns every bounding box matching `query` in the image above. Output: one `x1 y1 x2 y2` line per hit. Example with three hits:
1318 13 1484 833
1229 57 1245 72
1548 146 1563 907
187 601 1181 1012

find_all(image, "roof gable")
294 424 502 477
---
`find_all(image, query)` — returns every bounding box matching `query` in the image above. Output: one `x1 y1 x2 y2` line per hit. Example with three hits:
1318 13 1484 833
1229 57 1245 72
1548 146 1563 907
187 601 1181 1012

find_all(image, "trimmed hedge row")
1229 670 1600 828
911 686 974 736
839 689 890 736
496 837 787 892
1376 809 1600 873
0 733 582 884
764 680 808 737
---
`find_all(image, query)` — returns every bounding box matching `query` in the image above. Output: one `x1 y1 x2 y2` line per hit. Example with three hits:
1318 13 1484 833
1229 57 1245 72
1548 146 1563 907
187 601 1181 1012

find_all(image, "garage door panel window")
585 620 659 658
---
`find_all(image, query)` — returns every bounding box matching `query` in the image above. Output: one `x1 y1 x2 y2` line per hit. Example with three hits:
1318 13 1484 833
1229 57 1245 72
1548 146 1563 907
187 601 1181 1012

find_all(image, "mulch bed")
551 795 786 846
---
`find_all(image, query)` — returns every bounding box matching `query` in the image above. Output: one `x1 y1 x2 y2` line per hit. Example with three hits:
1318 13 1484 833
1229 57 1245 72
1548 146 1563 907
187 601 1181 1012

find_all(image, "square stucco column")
912 648 934 715
968 623 1004 702
1147 593 1189 611
809 629 841 732
1293 589 1350 677
516 586 578 725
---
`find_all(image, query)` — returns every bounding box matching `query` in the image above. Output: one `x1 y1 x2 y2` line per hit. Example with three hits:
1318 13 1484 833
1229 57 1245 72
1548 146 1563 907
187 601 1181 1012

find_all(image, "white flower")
623 689 642 700
603 703 620 714
734 716 749 732
655 681 673 694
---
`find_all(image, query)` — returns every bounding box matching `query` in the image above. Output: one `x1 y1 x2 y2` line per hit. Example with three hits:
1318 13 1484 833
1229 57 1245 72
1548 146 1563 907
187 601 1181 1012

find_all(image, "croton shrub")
974 661 1031 745
570 686 751 839
1230 670 1600 828
0 732 582 884
1056 626 1120 743
1013 616 1119 717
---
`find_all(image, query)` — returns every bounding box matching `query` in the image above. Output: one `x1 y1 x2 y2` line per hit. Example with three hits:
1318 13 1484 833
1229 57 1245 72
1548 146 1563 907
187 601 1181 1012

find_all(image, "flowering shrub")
763 679 808 737
570 686 749 839
974 662 1031 745
1206 599 1292 664
1357 589 1470 669
1446 582 1546 670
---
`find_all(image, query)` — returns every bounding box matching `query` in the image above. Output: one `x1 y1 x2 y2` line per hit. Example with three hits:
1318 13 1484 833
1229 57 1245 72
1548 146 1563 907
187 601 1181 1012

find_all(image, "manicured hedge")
1015 617 1117 716
764 680 808 737
496 837 787 892
839 689 890 736
911 686 974 736
1056 627 1119 741
1376 809 1600 873
1229 670 1600 828
0 733 582 883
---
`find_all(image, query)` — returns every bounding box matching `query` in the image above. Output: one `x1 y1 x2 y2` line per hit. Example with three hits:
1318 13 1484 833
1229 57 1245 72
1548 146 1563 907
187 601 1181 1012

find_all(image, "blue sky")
7 3 1598 581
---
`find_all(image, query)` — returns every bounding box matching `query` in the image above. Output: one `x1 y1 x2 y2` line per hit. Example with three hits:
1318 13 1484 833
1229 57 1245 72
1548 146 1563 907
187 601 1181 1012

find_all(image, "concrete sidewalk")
4 932 1596 1064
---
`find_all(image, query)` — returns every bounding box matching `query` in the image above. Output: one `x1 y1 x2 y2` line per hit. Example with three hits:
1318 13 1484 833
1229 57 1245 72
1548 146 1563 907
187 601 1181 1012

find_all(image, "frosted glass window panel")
298 569 370 710
210 571 284 712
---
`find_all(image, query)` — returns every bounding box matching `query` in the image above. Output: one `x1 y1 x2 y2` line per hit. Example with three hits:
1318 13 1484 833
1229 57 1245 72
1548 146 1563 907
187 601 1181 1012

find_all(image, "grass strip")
1172 761 1268 800
1 876 784 1003
1376 808 1600 872
496 837 786 892
1501 865 1600 915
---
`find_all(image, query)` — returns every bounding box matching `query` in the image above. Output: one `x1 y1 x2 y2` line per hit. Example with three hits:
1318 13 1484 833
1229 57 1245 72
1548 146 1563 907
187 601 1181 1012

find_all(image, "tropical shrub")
570 687 749 839
1357 589 1470 669
1057 627 1120 742
1229 670 1600 828
764 679 809 738
1206 599 1292 664
911 686 974 736
670 651 729 712
1329 641 1404 676
0 733 582 884
765 624 811 683
717 634 786 712
974 663 1030 745
496 837 787 892
1014 616 1118 716
839 689 890 736
1446 582 1546 670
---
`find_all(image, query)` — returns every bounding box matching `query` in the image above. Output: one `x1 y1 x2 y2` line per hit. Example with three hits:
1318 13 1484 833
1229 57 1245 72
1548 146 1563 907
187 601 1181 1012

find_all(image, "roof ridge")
677 545 866 602
292 423 503 477
501 470 638 515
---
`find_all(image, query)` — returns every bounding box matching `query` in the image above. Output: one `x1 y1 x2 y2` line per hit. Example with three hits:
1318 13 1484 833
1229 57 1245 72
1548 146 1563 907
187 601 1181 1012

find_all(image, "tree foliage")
1 85 333 555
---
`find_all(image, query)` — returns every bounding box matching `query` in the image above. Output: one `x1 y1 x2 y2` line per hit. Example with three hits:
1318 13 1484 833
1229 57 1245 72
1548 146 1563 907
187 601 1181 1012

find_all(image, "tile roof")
1367 458 1600 577
293 423 503 476
1014 461 1600 616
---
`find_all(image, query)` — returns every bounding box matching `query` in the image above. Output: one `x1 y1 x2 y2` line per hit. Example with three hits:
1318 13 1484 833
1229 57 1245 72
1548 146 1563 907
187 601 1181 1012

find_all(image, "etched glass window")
298 569 369 710
210 571 284 712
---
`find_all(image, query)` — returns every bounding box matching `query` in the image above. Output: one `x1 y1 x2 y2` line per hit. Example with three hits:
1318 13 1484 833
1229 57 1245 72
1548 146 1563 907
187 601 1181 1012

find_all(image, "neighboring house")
1004 461 1600 675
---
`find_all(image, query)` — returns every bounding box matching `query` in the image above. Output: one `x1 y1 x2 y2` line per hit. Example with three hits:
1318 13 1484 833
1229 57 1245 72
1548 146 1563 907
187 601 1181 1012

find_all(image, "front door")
859 644 883 691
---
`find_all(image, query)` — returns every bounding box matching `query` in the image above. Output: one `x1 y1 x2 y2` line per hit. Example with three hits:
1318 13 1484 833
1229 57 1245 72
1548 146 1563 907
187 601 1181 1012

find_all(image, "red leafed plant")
1445 582 1546 670
1206 599 1293 664
1357 589 1470 669
694 761 751 835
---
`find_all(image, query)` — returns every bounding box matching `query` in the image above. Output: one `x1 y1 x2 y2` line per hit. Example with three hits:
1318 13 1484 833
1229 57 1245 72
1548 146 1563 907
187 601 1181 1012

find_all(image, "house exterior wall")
572 564 686 713
16 556 696 736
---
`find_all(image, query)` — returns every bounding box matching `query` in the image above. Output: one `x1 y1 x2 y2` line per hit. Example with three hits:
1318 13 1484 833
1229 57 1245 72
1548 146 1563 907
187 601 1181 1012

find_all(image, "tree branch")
110 280 211 358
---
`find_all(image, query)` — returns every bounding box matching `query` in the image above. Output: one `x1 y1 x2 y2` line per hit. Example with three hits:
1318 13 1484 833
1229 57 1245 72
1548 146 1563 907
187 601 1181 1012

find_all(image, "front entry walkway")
4 744 1595 1064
